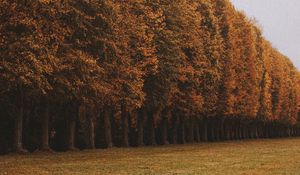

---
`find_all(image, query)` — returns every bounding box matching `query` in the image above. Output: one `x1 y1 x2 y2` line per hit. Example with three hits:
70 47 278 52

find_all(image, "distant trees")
0 0 300 154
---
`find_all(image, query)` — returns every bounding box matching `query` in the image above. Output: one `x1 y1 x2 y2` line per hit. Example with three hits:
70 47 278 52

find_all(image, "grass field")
1 138 300 175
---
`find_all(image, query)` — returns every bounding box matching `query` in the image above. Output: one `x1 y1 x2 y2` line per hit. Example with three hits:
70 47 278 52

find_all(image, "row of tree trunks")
10 90 300 153
12 107 300 153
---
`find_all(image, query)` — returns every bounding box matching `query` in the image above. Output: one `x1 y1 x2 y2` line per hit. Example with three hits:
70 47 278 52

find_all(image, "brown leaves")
0 0 299 125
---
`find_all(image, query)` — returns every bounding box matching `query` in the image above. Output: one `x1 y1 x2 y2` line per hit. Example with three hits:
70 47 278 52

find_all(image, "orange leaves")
0 0 299 126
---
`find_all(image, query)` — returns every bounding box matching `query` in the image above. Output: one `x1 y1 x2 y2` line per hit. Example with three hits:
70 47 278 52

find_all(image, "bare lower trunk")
194 118 200 142
242 124 247 139
121 106 129 147
89 117 95 149
187 118 194 143
209 119 216 142
41 97 51 151
137 110 145 147
254 124 259 139
250 125 255 139
201 118 208 142
239 122 243 140
235 120 240 140
14 88 27 153
162 117 169 145
214 119 220 141
224 120 231 140
287 127 291 137
14 108 24 152
104 109 113 148
258 124 263 138
231 122 236 140
266 124 269 138
179 117 185 144
148 113 156 145
172 115 179 144
68 118 76 150
219 119 225 141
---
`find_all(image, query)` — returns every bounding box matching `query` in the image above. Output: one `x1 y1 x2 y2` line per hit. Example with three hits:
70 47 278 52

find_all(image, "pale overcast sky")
231 0 300 70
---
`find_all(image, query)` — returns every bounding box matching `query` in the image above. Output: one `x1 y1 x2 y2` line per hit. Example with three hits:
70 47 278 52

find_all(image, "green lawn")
1 138 300 175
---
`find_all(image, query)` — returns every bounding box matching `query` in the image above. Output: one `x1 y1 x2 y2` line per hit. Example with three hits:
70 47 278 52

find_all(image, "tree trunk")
172 114 179 144
162 117 169 145
41 97 51 151
264 123 269 138
292 127 295 136
148 113 156 145
208 119 215 142
250 124 255 139
219 118 225 141
269 123 273 138
14 88 27 153
104 109 113 148
293 127 296 136
201 118 208 142
88 117 95 149
224 120 231 140
137 110 145 147
179 116 186 144
223 120 227 140
257 124 262 138
214 119 220 141
242 124 247 139
238 121 243 140
121 106 129 147
260 123 264 138
194 118 200 142
235 120 240 140
68 117 76 151
287 127 291 137
187 118 194 143
14 113 24 152
249 123 254 139
254 124 259 139
231 121 236 140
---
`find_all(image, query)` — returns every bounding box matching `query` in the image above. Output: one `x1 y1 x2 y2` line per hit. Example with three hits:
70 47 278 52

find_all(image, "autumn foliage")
0 0 300 154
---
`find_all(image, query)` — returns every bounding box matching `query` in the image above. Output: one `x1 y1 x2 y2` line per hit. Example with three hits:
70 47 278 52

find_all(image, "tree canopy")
0 0 299 154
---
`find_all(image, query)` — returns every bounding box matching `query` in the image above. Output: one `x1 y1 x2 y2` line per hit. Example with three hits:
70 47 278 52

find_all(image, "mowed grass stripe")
1 138 300 175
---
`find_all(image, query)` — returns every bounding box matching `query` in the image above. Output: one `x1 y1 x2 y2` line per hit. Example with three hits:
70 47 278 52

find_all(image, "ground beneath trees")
1 138 300 175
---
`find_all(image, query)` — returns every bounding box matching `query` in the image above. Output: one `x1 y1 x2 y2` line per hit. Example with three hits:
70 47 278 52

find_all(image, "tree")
0 0 59 153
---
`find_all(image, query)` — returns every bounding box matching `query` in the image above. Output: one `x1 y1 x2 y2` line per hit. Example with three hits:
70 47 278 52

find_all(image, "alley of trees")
1 0 300 154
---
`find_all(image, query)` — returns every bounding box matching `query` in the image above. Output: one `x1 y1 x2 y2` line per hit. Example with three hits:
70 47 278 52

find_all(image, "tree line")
0 0 300 154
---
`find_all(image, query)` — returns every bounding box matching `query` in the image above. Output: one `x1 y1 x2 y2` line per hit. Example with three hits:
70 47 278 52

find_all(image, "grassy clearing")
1 138 300 175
